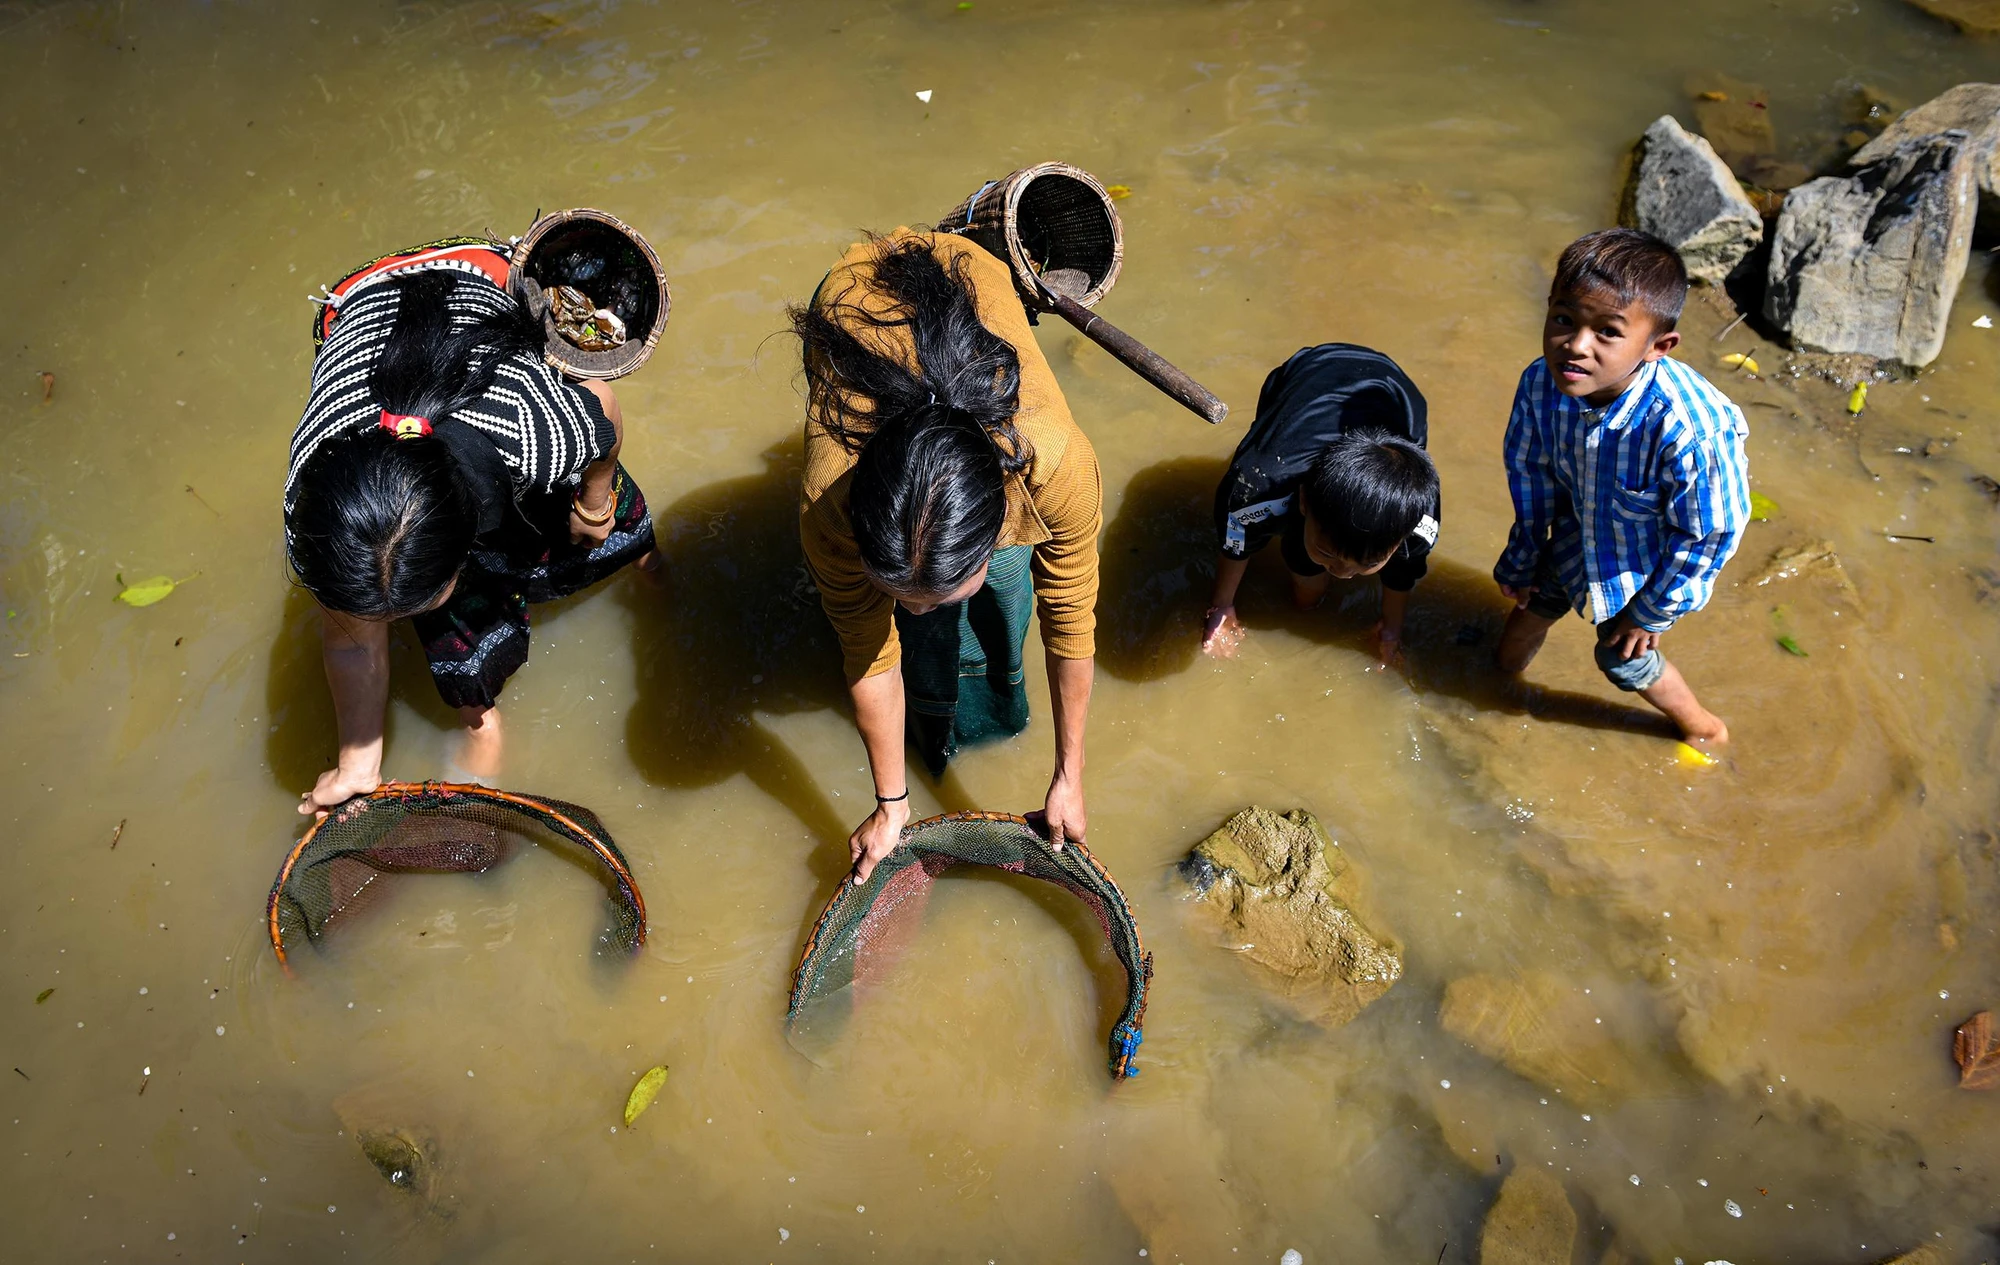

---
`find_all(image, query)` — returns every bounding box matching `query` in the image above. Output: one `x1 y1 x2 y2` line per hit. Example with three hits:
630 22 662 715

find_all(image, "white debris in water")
142 1067 150 1076
1698 1178 1708 1186
1629 1174 1640 1185
1281 1251 1303 1265
915 89 933 103
467 1070 475 1078
856 1205 865 1214
327 1205 337 1213
1724 1199 1743 1217
138 987 147 995
779 1228 789 1242
1974 315 1993 329
1940 990 1950 999
214 1026 224 1036
1439 1080 1450 1089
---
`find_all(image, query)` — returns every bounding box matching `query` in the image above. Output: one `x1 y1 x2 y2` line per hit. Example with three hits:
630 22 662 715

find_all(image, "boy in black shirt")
1204 344 1440 663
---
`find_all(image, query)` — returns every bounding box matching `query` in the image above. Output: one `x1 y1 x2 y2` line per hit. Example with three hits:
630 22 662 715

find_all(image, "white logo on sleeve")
1412 514 1439 547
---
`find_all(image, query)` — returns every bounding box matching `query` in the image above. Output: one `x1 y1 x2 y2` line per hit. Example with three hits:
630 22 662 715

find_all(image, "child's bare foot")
1680 716 1729 749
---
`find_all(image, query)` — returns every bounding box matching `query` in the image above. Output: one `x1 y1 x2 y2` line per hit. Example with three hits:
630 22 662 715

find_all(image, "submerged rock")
1180 807 1401 1026
1853 83 2000 221
1440 972 1650 1105
1686 72 1812 190
1880 1247 1947 1265
1765 132 1977 367
1478 1166 1576 1265
1904 0 2000 35
358 1127 434 1195
1623 116 1764 285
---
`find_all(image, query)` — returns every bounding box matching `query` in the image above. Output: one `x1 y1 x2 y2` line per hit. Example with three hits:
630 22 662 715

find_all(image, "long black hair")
791 235 1032 599
287 269 542 619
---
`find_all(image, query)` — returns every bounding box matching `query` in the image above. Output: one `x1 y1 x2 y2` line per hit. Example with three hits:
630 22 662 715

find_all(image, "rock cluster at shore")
1628 79 1997 368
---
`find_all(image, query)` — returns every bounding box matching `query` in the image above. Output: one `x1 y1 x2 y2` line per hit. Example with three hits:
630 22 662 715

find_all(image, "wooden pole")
1039 287 1229 425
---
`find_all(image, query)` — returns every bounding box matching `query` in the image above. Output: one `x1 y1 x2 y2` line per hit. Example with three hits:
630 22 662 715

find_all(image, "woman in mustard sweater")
793 230 1102 880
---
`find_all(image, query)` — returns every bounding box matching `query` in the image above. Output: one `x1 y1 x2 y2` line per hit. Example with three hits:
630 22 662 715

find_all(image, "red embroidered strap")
377 410 433 438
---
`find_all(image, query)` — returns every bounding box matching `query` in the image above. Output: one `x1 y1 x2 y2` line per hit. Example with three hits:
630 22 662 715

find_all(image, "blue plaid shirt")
1494 356 1750 632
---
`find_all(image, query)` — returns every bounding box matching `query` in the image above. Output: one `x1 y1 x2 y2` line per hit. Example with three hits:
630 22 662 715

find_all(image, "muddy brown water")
3 1 1999 1261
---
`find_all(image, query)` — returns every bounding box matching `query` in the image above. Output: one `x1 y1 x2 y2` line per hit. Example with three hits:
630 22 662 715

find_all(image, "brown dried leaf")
1955 1011 2000 1090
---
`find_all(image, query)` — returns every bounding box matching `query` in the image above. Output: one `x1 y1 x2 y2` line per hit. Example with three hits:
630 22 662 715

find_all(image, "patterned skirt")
411 466 654 710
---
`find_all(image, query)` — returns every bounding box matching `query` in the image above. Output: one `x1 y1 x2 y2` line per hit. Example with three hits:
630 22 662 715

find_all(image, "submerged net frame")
509 208 670 380
788 811 1153 1080
937 162 1125 312
266 782 647 972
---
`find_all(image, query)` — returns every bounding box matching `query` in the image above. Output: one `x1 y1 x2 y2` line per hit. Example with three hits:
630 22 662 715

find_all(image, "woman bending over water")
794 230 1102 880
285 242 655 815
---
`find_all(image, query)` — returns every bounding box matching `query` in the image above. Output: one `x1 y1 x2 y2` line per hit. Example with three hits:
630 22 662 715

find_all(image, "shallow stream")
3 1 1999 1261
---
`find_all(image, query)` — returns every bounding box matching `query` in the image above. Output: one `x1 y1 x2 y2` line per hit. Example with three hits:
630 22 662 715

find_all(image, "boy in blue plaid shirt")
1493 229 1750 749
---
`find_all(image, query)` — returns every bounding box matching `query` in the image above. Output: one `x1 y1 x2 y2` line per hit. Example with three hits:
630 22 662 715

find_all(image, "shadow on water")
1099 456 1670 737
617 442 855 878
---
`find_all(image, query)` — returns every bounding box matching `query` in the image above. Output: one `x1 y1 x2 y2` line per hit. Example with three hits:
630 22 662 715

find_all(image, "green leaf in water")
957 1 974 8
1776 634 1809 657
35 988 53 1004
115 573 196 608
623 1064 669 1126
1749 491 1778 522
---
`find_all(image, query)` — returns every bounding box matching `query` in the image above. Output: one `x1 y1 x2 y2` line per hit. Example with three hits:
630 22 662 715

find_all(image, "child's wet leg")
1637 661 1728 748
1495 607 1556 673
1290 570 1330 611
455 704 504 781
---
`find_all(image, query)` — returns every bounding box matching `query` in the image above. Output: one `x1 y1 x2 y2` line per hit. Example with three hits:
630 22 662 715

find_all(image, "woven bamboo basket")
509 208 669 380
937 162 1123 312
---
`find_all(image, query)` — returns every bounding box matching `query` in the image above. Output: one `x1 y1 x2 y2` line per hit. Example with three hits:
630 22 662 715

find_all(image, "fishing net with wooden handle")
266 782 647 970
787 811 1152 1080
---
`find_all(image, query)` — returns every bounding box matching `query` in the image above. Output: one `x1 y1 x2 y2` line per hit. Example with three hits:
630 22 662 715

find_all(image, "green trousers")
894 545 1033 776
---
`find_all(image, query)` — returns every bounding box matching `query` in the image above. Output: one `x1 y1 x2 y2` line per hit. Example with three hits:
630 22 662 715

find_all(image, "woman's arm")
301 607 391 816
847 666 912 880
569 379 626 546
1033 652 1093 849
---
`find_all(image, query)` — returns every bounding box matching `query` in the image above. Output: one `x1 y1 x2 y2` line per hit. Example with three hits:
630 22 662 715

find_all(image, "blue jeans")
1524 561 1665 693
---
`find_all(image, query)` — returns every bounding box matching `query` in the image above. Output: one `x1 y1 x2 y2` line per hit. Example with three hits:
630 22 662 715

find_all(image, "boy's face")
1302 509 1392 579
1543 285 1681 407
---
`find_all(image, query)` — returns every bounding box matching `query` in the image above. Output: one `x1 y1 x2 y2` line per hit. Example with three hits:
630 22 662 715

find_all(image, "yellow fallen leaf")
1748 491 1778 522
1847 381 1868 415
623 1065 668 1126
1721 352 1759 375
114 573 194 608
1674 742 1718 769
1103 184 1132 200
1698 90 1729 102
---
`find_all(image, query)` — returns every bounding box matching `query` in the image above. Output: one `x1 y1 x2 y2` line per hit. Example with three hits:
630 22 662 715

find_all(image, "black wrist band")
875 788 910 803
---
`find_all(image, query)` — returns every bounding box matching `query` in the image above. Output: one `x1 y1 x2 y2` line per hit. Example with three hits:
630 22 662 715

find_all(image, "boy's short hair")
1302 431 1439 563
1552 228 1688 332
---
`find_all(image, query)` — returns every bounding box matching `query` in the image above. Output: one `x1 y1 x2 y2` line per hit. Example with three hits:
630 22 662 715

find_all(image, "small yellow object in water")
1721 352 1758 375
1846 381 1868 415
115 573 196 608
1104 184 1132 200
1674 742 1718 769
623 1065 669 1126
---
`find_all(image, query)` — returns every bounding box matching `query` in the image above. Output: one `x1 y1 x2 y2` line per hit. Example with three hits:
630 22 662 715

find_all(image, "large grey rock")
1853 83 2000 221
1625 115 1765 284
1764 132 1977 367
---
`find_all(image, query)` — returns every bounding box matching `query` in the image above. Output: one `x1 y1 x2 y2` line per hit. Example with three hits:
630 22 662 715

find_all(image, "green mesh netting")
266 782 646 969
788 811 1152 1079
